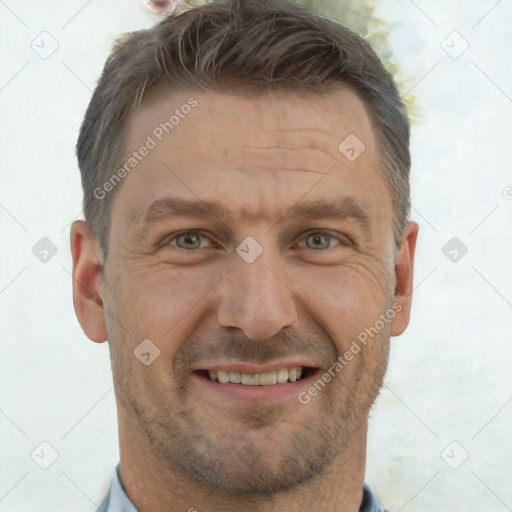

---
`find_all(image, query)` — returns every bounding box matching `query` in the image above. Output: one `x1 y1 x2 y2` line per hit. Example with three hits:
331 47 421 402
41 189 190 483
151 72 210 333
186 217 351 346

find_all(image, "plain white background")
0 1 511 510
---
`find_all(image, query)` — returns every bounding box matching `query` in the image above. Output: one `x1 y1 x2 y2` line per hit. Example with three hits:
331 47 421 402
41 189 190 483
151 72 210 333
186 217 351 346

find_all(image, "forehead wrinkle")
172 145 342 175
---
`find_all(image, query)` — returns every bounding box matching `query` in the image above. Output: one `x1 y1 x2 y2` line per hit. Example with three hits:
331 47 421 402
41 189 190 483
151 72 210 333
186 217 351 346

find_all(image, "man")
70 0 418 510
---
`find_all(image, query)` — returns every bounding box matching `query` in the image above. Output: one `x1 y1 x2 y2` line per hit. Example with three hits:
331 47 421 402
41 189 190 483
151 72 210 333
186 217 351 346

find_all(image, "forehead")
110 82 390 242
128 82 376 162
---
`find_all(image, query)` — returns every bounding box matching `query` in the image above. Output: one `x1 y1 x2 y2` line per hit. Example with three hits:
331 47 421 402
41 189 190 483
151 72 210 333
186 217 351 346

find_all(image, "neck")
117 405 368 512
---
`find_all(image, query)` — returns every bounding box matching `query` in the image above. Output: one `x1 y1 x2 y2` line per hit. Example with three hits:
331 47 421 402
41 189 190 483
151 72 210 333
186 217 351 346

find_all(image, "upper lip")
192 360 320 373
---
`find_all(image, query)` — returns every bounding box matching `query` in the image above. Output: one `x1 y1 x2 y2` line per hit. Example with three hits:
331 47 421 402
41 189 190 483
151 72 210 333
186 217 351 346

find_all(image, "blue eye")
305 233 333 250
303 232 341 250
163 230 349 252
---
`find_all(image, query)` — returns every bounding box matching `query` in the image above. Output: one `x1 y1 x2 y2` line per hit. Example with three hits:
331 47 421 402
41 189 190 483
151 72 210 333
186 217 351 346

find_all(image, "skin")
71 82 418 512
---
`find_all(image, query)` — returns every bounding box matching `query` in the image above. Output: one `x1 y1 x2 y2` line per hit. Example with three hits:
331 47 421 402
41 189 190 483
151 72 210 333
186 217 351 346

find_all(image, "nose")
217 250 299 341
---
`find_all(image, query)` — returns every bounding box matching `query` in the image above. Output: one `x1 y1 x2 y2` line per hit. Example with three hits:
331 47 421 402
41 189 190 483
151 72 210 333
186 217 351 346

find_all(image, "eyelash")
162 230 351 251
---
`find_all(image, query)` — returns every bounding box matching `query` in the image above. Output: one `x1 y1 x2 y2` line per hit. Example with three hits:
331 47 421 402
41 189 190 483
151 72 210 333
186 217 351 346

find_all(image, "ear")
70 220 108 343
390 221 419 336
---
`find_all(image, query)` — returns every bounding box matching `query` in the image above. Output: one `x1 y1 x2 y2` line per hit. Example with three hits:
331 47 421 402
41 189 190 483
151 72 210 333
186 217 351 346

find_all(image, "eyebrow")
133 195 372 239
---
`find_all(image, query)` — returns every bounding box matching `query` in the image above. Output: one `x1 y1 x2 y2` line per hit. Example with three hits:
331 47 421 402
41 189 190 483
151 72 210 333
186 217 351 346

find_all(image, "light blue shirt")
96 465 137 512
97 464 388 512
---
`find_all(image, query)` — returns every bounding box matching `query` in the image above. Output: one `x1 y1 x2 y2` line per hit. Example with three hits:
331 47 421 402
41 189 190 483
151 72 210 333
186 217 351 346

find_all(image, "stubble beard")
112 325 390 497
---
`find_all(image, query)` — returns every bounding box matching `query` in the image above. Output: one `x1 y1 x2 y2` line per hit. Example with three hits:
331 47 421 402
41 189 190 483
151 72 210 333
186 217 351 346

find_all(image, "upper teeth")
207 367 304 385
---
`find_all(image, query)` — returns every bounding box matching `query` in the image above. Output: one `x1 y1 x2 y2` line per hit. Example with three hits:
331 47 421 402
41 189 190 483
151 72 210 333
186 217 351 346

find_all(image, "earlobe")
390 221 419 337
70 220 108 343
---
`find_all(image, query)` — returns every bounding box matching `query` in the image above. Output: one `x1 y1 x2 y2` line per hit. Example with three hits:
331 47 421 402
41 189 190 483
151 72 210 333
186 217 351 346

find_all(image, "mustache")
174 330 337 369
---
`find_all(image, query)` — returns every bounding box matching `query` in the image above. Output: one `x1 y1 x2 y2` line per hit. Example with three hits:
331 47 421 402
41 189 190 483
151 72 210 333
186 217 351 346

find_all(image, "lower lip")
192 370 319 402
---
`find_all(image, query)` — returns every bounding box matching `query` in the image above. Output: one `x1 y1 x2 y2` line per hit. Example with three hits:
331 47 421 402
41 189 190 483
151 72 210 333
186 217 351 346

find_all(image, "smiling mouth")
195 367 318 386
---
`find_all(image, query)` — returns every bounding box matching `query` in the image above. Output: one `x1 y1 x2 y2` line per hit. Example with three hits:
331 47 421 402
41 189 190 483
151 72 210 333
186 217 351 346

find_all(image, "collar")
97 464 137 512
98 464 387 512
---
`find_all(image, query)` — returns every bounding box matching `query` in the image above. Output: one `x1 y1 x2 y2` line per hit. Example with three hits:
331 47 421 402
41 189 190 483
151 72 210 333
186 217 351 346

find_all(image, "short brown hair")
76 0 411 257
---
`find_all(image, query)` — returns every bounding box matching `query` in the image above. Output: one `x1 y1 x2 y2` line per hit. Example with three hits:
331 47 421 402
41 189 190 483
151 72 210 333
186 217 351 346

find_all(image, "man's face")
98 84 403 493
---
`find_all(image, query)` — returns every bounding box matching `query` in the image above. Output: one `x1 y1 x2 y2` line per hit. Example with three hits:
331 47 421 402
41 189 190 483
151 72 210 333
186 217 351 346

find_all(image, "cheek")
291 263 390 348
112 264 223 351
108 251 391 359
